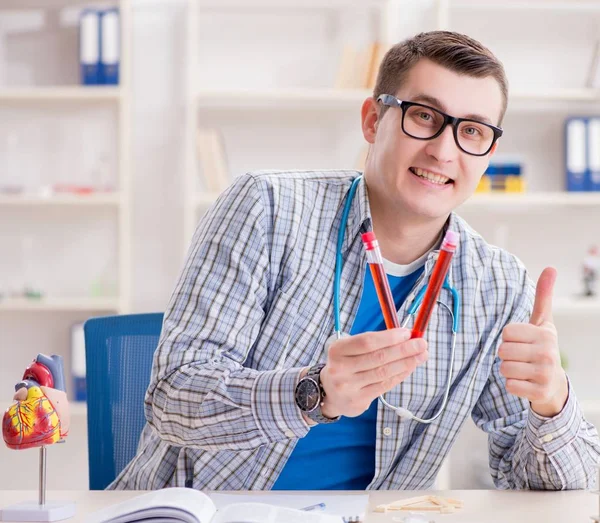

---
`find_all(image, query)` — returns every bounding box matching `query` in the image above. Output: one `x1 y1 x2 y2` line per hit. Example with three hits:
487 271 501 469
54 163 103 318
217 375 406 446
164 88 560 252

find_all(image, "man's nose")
424 124 459 163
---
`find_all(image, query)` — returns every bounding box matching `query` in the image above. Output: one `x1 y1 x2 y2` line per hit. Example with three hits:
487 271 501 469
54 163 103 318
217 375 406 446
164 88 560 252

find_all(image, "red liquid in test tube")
410 230 459 339
361 231 401 329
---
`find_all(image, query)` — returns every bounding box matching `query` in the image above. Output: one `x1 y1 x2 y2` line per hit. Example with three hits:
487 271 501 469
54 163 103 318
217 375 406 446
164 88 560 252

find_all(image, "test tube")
361 231 401 329
411 230 459 339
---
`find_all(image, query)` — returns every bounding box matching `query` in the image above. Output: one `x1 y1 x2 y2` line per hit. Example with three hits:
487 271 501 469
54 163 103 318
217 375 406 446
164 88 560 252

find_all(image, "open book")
86 488 346 523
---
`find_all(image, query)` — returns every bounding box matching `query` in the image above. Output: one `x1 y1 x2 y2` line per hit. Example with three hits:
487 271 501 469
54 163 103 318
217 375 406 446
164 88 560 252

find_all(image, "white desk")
0 489 597 523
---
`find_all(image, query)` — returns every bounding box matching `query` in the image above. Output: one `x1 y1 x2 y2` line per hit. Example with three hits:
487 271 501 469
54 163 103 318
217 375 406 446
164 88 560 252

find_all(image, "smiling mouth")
409 167 453 185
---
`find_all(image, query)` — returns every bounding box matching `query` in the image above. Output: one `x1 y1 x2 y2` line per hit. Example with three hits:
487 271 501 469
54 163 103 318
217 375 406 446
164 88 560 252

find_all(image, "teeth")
413 168 450 185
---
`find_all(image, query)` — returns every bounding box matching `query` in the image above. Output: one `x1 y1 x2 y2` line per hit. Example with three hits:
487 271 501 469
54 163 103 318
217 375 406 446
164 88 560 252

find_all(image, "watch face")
296 378 320 412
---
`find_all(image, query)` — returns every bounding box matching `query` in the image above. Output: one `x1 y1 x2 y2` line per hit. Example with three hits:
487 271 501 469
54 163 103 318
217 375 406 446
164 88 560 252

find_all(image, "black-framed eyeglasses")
377 94 503 157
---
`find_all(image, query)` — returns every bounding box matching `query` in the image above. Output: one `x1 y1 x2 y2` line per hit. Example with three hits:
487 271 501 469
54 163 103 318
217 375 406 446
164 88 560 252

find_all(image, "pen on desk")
300 502 327 511
361 231 401 329
411 229 459 339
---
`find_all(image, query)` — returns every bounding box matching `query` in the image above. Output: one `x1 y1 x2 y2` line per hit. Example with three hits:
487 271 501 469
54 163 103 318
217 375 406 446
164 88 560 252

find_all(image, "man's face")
362 58 504 220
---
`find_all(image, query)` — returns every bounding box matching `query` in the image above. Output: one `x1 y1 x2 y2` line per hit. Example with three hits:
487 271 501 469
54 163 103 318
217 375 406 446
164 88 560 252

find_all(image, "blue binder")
587 117 600 191
80 9 101 85
70 322 87 402
565 117 588 192
99 8 120 85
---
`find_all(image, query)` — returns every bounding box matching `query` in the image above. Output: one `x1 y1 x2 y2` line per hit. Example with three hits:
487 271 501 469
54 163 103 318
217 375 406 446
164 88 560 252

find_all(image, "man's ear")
361 97 379 144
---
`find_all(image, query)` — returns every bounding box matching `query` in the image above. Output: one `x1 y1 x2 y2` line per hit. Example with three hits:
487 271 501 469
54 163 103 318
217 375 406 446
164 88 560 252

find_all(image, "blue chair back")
84 313 164 490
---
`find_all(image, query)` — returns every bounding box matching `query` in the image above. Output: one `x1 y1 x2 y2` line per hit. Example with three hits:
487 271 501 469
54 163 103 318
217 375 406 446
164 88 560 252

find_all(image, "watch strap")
305 363 340 424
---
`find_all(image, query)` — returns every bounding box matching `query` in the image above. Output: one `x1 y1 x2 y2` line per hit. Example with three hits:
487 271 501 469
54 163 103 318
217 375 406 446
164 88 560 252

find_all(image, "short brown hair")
374 31 508 125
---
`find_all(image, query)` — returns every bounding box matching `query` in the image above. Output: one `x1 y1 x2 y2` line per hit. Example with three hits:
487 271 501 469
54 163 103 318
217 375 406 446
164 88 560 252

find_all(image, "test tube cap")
361 231 378 250
442 230 459 249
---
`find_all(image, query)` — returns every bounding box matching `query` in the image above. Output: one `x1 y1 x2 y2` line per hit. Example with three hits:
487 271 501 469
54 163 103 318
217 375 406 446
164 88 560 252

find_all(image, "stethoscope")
331 175 460 424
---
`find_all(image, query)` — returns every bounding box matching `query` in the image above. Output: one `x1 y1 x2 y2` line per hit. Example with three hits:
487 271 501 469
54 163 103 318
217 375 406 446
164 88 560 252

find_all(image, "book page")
210 493 368 519
85 488 217 523
211 503 341 523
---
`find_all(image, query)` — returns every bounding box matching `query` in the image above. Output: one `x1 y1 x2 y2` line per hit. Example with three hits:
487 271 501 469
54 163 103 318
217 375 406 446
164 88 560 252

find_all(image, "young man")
112 31 600 491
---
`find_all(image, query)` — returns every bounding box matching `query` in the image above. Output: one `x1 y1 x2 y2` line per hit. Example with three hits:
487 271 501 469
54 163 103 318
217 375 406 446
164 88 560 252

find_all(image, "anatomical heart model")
0 354 75 522
3 354 70 449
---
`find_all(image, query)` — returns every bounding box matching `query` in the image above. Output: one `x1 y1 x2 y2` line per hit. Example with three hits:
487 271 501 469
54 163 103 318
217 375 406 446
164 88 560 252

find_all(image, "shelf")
191 0 387 9
511 88 599 102
196 88 370 110
1 0 120 9
554 297 600 315
0 193 122 207
449 1 600 12
0 297 120 312
460 192 600 209
195 87 600 112
0 87 122 103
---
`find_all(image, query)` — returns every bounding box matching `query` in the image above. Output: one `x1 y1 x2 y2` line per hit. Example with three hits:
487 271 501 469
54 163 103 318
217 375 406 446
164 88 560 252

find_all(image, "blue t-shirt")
272 259 424 490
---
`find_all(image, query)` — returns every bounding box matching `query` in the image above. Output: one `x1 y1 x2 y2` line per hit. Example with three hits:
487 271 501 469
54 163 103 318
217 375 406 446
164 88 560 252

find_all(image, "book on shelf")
334 41 387 90
70 322 86 402
196 128 230 193
85 488 345 523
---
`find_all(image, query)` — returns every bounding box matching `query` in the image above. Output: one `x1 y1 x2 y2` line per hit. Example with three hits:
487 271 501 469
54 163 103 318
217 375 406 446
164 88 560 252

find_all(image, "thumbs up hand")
498 267 569 417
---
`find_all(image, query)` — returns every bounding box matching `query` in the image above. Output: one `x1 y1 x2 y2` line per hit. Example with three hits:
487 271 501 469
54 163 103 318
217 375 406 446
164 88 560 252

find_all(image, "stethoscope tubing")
332 175 459 423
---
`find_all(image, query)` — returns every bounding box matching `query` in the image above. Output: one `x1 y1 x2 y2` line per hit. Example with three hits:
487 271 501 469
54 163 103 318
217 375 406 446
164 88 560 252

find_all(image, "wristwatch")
294 363 340 424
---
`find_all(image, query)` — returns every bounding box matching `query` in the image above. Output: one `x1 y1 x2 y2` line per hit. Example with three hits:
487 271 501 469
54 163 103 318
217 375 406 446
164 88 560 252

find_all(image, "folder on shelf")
565 117 588 192
588 117 600 191
80 9 101 85
100 8 120 85
71 322 87 402
196 129 230 192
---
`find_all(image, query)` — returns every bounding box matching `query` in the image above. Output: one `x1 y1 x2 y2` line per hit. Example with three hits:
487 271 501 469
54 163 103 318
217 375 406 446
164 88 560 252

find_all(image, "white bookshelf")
0 0 132 491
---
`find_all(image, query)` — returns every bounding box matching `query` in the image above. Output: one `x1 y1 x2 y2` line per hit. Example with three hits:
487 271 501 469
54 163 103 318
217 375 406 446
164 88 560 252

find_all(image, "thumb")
530 267 557 326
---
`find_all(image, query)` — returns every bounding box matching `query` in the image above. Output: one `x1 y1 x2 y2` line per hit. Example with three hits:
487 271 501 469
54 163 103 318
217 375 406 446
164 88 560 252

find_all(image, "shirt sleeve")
471 272 600 490
143 174 310 451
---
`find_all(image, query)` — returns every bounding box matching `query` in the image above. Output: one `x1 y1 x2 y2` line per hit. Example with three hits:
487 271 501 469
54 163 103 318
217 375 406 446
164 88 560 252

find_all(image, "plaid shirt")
111 170 600 491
